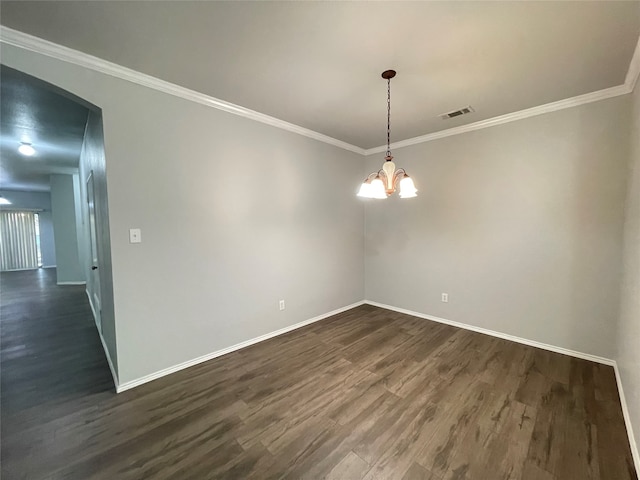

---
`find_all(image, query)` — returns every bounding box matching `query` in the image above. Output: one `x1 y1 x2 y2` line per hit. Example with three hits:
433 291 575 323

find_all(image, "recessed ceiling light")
18 142 36 156
0 196 11 205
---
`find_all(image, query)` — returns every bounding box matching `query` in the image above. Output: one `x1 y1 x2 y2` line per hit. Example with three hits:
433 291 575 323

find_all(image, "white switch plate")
441 293 449 303
129 228 142 244
279 300 285 311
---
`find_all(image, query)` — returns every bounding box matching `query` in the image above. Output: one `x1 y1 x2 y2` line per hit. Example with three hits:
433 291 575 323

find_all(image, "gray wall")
364 95 629 359
618 82 640 456
50 174 84 283
1 43 365 385
78 110 118 375
0 189 56 267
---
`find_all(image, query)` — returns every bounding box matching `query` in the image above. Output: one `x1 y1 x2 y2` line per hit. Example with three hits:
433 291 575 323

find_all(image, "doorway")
0 66 118 394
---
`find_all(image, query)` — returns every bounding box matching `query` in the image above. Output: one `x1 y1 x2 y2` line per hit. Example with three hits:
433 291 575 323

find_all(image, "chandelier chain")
386 78 391 158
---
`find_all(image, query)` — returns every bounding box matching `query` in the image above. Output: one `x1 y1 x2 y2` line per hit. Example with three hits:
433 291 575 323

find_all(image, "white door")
87 172 102 333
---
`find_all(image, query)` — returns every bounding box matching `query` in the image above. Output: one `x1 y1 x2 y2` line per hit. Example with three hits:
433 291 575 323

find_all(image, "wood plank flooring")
1 269 637 479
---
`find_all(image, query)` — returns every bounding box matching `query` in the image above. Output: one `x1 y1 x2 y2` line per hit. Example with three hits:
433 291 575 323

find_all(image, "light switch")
129 228 142 244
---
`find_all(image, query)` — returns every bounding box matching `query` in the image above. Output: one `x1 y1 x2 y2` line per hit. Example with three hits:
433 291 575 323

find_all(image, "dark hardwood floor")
1 269 636 479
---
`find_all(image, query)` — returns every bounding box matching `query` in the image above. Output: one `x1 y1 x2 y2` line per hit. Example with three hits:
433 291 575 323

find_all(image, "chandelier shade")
358 70 417 199
399 176 417 198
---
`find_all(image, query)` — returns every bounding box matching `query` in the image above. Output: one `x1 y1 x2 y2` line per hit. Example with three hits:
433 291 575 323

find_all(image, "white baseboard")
365 301 615 366
42 265 56 269
86 289 119 390
98 329 119 390
117 300 366 393
366 300 640 475
110 296 639 474
57 281 86 285
85 289 98 325
613 362 640 475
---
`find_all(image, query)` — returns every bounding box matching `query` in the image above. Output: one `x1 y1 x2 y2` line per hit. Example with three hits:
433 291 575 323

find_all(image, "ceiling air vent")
440 106 475 120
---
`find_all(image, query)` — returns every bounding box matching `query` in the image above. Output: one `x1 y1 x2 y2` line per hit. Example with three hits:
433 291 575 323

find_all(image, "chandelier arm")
362 171 379 182
394 168 406 176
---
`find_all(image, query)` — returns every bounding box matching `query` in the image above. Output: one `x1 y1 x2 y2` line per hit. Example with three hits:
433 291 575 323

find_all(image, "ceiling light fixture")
358 70 417 199
18 142 35 156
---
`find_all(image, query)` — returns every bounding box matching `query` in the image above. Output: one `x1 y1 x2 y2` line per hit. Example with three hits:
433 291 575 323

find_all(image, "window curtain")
0 211 38 271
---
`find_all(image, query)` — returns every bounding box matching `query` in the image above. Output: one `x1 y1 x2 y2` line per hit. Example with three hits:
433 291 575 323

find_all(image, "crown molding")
625 35 640 92
364 83 631 155
0 27 366 156
366 33 640 156
1 26 638 157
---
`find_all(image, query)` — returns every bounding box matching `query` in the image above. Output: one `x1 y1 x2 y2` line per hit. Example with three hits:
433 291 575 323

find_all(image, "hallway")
1 269 114 476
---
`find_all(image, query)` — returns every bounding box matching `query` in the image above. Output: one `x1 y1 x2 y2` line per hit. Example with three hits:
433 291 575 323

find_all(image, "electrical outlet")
279 300 285 311
441 293 449 303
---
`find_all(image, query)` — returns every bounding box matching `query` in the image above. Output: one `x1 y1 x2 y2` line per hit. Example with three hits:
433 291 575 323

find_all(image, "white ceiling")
0 1 638 150
0 66 89 191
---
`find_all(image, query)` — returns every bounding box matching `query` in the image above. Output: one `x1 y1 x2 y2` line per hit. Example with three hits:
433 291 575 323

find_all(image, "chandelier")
358 70 417 199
